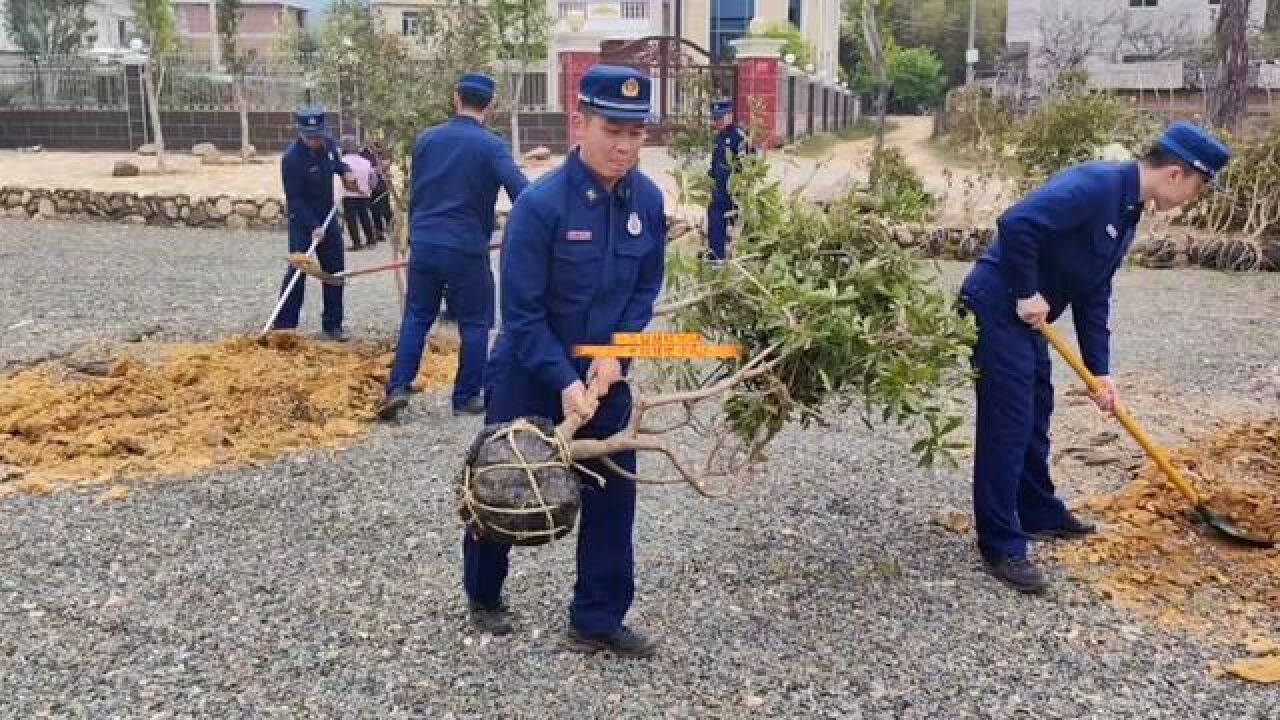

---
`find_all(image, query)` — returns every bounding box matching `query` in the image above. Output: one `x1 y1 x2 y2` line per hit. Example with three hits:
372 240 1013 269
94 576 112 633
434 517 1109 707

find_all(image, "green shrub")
873 147 937 223
1008 88 1158 189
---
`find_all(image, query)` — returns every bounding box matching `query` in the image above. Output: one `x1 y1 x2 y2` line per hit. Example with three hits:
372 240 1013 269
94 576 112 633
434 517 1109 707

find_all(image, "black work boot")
452 396 485 417
982 554 1049 595
1027 512 1098 542
468 599 516 636
566 625 659 659
321 328 350 343
375 387 411 422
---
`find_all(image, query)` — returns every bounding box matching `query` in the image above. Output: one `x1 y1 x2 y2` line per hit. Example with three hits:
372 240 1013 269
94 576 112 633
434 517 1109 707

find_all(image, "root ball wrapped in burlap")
456 416 583 546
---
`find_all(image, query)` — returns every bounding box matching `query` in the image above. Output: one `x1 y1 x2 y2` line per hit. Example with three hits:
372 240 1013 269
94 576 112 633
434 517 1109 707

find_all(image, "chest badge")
627 211 642 236
1106 224 1118 239
585 188 598 203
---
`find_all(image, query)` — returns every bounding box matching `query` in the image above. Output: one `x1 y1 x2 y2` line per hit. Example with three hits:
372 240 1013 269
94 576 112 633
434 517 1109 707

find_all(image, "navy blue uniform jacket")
408 115 528 256
974 160 1143 376
281 136 351 232
486 149 666 433
709 123 749 191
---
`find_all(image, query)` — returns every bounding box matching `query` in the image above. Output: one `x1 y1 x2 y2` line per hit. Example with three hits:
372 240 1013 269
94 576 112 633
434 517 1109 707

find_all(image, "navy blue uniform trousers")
463 362 639 637
961 268 1071 561
274 220 344 333
386 245 493 408
706 190 733 261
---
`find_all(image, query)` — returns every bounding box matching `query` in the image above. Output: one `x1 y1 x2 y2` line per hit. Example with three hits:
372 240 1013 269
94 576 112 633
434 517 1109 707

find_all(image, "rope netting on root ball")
457 417 608 546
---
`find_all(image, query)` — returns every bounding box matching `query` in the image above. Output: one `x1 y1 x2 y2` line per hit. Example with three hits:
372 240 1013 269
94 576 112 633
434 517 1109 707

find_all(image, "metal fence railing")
158 52 339 111
0 54 126 110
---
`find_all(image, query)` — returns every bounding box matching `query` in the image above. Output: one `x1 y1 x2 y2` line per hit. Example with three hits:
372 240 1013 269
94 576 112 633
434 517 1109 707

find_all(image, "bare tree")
1035 7 1124 78
1112 12 1198 61
1210 0 1251 133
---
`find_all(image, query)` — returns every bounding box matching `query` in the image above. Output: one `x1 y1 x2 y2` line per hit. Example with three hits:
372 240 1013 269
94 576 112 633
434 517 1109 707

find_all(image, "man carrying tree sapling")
959 121 1230 594
463 65 667 658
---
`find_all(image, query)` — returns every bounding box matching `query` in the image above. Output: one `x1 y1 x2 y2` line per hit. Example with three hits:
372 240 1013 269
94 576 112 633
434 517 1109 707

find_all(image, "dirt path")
819 115 1016 226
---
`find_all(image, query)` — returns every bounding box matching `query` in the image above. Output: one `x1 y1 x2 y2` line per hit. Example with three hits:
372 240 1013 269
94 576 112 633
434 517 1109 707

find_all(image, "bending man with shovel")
959 122 1231 595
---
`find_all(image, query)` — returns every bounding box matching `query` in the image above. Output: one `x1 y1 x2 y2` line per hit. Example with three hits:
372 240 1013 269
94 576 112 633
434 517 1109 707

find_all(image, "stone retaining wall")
1 185 285 230
3 184 1276 272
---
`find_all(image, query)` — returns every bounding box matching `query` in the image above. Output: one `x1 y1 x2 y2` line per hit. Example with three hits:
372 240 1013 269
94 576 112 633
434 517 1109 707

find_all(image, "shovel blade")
287 254 344 286
1192 505 1276 549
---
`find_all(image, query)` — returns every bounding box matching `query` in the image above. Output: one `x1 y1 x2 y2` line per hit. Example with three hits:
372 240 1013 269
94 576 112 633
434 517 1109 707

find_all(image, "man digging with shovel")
958 121 1230 595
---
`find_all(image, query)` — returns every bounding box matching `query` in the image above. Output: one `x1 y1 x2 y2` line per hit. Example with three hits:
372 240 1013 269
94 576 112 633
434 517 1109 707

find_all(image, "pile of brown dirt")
0 332 457 497
1054 420 1280 680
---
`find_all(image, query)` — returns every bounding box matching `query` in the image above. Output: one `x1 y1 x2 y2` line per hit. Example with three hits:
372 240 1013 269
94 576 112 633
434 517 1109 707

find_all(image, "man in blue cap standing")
375 72 528 421
462 64 666 658
959 121 1230 595
706 97 751 262
274 107 360 341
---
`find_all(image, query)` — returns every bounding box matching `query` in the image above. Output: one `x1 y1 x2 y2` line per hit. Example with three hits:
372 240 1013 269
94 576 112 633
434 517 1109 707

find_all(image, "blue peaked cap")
710 98 734 118
456 72 496 100
295 106 327 136
1154 121 1230 181
578 64 654 122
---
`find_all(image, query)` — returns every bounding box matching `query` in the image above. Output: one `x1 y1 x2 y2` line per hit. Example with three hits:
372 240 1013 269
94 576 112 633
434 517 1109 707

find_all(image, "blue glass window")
710 0 755 61
788 0 802 27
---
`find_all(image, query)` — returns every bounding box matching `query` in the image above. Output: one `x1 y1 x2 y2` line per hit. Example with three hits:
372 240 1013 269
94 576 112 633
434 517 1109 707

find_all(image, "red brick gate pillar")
729 36 785 149
556 30 602 151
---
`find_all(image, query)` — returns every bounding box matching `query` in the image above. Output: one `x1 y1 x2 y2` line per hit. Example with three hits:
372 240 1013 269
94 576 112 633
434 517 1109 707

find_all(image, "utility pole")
965 0 977 85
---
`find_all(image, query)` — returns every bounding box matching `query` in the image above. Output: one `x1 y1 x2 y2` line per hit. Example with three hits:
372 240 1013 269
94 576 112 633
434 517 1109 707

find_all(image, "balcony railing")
558 1 586 17
621 1 649 19
558 1 650 20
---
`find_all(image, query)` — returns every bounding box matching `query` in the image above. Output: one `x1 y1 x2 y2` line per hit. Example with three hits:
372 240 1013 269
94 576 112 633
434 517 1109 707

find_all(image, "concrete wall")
175 3 306 56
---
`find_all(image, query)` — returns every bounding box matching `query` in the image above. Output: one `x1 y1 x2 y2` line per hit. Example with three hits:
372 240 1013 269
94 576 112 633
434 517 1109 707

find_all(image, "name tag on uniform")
1106 224 1117 239
566 230 593 242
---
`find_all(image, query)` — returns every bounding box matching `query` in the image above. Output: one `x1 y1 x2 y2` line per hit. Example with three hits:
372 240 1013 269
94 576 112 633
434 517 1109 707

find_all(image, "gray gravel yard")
1 218 1279 718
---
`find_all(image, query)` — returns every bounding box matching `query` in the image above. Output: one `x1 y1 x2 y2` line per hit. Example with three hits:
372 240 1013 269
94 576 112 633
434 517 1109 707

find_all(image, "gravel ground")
2 217 1280 718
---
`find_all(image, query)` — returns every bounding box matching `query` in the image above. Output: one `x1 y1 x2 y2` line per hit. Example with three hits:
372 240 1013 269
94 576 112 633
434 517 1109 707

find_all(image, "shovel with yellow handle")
1038 323 1274 549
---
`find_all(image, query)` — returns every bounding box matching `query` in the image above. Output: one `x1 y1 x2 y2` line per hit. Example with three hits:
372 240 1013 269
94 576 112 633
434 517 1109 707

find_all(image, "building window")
710 0 755 61
788 0 802 27
1129 0 1158 7
402 11 419 36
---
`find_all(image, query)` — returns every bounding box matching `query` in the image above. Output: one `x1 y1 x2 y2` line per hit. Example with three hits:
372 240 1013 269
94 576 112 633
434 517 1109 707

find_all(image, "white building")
1006 0 1267 91
0 0 135 59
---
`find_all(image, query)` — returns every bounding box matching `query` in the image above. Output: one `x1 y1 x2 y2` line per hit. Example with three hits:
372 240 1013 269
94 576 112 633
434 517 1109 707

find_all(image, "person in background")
706 98 751 262
361 140 394 244
375 72 528 421
274 108 359 342
340 135 378 251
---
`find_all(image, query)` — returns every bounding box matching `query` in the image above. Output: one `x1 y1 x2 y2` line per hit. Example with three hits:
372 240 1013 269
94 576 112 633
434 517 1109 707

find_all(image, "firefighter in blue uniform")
706 97 750 261
375 73 529 421
959 121 1229 594
274 107 360 340
462 65 666 658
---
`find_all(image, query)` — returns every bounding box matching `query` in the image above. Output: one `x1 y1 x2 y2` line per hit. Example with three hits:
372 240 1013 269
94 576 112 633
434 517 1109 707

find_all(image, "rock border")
1 185 284 231
2 184 1275 272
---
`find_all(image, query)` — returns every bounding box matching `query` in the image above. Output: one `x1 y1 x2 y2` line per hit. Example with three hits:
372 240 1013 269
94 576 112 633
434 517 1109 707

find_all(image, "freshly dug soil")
1055 420 1280 651
0 332 457 496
